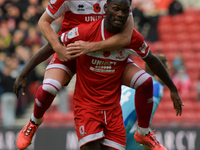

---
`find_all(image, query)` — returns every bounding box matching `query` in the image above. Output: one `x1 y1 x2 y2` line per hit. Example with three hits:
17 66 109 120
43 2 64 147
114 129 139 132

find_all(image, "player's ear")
104 4 108 13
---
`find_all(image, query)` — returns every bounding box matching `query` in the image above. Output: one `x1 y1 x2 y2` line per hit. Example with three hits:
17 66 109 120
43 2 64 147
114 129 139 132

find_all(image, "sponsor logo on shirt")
78 4 84 11
68 27 79 39
85 15 104 22
90 59 117 73
103 51 110 57
65 32 69 42
139 41 148 54
116 49 125 59
93 3 101 13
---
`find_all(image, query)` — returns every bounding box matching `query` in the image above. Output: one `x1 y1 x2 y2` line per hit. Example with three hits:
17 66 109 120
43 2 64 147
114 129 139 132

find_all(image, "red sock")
33 86 55 118
135 77 153 128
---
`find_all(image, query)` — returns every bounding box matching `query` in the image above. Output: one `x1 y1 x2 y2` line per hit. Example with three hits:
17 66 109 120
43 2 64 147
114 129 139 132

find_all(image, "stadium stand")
151 8 200 127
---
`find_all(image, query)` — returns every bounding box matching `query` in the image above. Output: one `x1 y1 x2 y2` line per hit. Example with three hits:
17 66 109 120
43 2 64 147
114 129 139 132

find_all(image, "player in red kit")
15 0 134 149
56 0 183 149
14 0 183 149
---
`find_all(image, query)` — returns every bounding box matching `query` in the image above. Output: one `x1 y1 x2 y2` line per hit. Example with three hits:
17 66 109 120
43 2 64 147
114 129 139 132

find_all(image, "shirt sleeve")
60 24 87 46
46 0 69 19
127 29 150 58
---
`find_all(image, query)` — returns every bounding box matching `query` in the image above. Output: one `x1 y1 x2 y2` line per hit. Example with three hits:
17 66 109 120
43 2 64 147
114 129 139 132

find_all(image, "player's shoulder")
49 0 66 7
132 29 141 39
128 29 144 46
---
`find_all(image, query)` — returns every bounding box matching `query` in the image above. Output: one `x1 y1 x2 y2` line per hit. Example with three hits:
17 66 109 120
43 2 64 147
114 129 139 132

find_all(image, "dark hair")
107 0 132 4
145 54 168 76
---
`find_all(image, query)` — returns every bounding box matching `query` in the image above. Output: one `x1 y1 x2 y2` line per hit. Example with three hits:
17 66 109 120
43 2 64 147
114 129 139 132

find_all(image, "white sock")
138 126 150 136
31 113 43 125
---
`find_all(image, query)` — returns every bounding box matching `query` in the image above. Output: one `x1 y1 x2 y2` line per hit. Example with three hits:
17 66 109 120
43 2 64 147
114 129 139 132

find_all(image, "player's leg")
122 60 166 150
81 141 101 150
100 104 126 150
100 145 118 150
17 55 76 150
74 105 104 150
31 68 69 123
122 60 152 132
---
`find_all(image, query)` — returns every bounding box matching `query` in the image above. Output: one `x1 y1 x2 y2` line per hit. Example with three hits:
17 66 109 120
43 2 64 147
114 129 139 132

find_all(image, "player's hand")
170 90 184 116
54 44 72 61
13 75 27 98
66 41 92 58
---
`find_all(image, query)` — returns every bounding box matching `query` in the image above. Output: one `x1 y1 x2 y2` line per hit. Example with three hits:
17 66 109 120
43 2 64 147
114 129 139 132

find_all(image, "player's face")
105 0 130 30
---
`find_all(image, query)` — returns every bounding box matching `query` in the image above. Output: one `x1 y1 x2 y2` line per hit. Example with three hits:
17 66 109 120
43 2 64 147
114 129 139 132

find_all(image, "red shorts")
46 53 76 84
74 104 126 150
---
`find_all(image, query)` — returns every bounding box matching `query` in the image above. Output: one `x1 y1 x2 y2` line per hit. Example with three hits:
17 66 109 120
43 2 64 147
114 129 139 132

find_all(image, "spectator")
24 26 41 47
169 0 183 16
197 74 200 101
132 1 160 42
22 4 39 25
0 51 6 71
0 62 17 128
6 29 25 56
4 4 22 31
0 0 6 22
0 0 47 122
0 21 12 50
172 51 184 76
17 20 29 33
172 66 191 94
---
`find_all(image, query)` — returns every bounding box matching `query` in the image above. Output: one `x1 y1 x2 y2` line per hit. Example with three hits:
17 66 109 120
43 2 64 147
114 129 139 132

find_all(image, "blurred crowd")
132 0 183 42
0 0 199 128
0 0 62 120
0 0 177 120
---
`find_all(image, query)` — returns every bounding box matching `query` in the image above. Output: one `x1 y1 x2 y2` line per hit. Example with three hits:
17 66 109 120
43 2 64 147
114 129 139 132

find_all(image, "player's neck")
104 18 120 34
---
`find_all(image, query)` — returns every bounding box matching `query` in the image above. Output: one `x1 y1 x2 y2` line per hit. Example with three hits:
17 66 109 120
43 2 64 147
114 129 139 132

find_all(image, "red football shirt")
60 19 149 110
46 0 106 34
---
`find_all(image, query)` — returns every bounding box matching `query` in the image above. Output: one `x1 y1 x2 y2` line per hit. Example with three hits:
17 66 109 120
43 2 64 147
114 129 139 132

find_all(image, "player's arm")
13 16 81 98
65 15 134 58
143 51 184 116
89 15 134 51
13 31 69 97
13 43 54 98
38 11 70 61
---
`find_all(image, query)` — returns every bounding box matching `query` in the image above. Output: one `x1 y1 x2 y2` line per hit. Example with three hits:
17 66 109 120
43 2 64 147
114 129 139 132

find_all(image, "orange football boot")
134 130 167 150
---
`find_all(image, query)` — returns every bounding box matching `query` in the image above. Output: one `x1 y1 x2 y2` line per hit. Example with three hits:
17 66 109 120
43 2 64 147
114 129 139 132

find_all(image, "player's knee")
42 79 62 95
137 76 153 92
130 70 152 90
